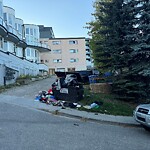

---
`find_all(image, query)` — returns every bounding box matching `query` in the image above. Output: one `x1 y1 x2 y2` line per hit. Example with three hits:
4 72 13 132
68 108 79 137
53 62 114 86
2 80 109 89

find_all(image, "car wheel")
142 125 150 132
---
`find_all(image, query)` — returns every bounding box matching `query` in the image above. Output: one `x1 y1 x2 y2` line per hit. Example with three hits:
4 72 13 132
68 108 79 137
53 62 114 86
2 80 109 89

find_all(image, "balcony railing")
38 63 48 71
26 40 50 49
0 16 24 40
0 17 7 28
0 16 50 50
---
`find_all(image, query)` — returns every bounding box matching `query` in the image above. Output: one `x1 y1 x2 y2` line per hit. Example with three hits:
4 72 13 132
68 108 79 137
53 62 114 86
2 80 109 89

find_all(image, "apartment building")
0 0 50 85
38 25 55 38
85 38 94 69
40 37 93 75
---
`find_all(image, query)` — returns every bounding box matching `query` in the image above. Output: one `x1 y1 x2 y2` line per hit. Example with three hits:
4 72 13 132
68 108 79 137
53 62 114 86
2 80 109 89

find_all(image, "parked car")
133 103 150 131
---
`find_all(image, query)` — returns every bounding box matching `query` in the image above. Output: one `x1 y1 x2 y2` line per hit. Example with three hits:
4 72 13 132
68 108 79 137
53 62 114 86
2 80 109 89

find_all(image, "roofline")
23 24 39 26
15 18 23 21
38 25 53 28
47 37 86 40
3 6 15 11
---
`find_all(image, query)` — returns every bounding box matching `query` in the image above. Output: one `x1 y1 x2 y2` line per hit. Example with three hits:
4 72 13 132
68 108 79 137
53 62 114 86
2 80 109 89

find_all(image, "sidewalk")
0 94 140 127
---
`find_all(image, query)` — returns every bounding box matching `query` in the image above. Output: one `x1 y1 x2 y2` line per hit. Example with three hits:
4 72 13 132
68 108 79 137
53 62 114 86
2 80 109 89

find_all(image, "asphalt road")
0 102 150 150
0 76 150 150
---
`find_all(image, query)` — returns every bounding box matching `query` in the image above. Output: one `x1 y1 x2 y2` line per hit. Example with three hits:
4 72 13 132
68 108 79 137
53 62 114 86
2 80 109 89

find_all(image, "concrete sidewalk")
0 94 140 127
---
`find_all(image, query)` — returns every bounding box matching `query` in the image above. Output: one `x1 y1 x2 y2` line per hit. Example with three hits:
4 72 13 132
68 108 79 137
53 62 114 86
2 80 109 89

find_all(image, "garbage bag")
63 74 78 87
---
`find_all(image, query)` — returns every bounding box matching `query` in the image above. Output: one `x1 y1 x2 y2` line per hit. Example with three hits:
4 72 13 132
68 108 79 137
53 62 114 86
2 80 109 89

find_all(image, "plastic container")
88 75 98 84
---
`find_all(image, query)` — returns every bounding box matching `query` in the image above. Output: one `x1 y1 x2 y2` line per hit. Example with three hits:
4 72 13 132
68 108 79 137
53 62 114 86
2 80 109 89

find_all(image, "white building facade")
0 0 50 86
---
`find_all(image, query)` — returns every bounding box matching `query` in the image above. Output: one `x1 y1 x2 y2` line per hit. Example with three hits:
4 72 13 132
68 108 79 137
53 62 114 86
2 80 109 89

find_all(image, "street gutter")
38 108 141 128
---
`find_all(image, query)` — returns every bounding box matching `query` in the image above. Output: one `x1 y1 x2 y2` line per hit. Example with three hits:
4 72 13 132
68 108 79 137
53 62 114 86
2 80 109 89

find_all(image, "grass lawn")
79 85 137 116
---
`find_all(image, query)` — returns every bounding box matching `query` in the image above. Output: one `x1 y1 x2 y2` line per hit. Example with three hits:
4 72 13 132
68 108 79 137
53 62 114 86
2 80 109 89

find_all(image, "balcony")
86 51 90 55
38 63 48 76
0 17 7 37
17 40 27 48
27 41 51 52
0 17 50 52
38 63 48 71
5 31 20 44
0 18 26 49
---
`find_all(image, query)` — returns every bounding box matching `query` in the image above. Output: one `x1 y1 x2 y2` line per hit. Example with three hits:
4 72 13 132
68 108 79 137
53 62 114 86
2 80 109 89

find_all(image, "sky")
3 0 95 38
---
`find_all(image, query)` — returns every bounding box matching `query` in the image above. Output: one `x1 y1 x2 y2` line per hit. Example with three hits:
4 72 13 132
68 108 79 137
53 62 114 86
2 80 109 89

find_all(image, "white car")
133 104 150 131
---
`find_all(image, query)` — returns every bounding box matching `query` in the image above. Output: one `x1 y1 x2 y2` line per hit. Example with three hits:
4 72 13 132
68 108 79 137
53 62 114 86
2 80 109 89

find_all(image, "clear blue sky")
3 0 94 38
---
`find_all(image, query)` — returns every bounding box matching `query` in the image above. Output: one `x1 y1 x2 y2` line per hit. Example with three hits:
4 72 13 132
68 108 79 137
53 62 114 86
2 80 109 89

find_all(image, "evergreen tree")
87 0 113 73
128 0 150 101
111 0 140 101
88 0 150 102
111 0 150 102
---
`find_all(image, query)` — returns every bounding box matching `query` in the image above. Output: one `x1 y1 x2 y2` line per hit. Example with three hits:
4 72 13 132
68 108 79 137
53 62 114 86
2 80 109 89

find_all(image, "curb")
38 108 141 128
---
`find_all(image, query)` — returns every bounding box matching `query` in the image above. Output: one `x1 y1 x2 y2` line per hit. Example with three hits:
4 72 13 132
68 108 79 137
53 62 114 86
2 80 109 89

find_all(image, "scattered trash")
52 110 59 115
90 103 99 109
83 101 103 110
76 104 82 108
48 88 53 94
35 89 83 109
83 105 91 109
35 85 103 113
35 95 41 101
74 123 79 126
94 113 98 115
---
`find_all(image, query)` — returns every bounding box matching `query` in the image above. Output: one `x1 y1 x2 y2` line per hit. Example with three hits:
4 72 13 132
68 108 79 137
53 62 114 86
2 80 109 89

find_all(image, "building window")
69 49 78 53
0 36 3 48
30 28 33 35
53 49 62 54
18 24 22 33
41 60 44 63
31 49 34 57
0 2 3 17
8 14 12 25
70 58 79 63
53 59 62 63
34 29 36 36
15 23 17 30
52 41 61 45
45 60 49 63
3 13 7 21
35 51 39 58
86 49 90 52
69 40 78 44
26 48 30 56
26 28 29 34
35 51 37 57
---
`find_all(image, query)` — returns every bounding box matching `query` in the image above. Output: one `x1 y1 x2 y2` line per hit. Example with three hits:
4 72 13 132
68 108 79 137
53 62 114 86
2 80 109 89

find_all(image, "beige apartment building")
40 37 87 75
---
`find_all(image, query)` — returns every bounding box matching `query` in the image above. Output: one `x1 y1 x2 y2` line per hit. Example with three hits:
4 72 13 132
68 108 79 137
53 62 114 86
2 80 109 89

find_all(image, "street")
0 76 150 150
0 103 150 150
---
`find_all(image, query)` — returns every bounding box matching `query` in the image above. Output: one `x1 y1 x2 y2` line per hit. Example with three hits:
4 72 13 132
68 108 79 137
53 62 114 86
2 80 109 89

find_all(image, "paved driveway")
2 76 56 99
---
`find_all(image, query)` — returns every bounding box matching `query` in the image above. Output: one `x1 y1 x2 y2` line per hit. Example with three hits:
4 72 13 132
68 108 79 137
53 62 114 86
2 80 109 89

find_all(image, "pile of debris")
35 89 82 109
35 89 103 110
34 71 103 110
